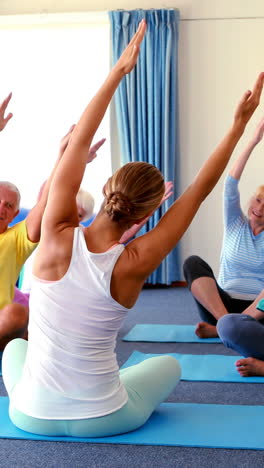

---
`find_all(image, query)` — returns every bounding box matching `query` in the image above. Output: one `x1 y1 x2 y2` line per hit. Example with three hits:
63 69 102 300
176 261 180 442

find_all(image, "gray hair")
76 187 94 222
0 181 21 210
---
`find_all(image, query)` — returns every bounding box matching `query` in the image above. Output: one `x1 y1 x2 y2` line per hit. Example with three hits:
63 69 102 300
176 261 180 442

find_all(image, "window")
0 12 110 211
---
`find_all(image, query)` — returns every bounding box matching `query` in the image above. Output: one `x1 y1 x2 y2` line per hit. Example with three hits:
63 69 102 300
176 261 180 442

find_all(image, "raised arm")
130 73 264 277
26 129 105 242
43 21 147 231
25 125 75 242
229 116 264 180
0 92 13 130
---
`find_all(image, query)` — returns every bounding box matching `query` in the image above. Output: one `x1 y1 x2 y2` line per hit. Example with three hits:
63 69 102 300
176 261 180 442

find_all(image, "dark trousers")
183 255 252 325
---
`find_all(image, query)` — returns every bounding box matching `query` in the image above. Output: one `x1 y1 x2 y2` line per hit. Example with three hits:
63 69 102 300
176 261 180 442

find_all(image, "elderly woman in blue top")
183 117 264 340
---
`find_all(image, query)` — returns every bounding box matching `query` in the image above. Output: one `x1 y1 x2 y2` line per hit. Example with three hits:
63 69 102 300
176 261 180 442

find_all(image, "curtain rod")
0 11 263 26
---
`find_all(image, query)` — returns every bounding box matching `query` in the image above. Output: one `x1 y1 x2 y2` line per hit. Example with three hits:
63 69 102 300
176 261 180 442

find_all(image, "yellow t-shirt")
0 220 37 309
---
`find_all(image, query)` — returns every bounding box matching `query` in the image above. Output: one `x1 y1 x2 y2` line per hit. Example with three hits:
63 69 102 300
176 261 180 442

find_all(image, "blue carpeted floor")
0 287 263 467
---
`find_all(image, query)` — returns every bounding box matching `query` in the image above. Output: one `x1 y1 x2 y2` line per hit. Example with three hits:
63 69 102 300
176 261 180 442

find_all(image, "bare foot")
236 357 264 377
195 322 218 338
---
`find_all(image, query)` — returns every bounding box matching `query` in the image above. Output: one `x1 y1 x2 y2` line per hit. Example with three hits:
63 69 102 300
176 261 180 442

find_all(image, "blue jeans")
217 314 264 360
2 339 181 437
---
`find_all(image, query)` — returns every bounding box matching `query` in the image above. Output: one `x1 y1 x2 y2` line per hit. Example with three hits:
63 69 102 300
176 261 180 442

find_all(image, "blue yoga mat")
122 350 264 383
122 324 221 343
0 397 264 449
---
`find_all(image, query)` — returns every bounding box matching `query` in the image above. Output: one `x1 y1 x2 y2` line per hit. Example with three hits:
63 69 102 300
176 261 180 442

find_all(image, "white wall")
0 13 111 212
1 1 264 279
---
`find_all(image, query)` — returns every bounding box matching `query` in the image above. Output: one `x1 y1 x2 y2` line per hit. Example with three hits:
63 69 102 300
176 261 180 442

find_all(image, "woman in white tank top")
2 20 264 437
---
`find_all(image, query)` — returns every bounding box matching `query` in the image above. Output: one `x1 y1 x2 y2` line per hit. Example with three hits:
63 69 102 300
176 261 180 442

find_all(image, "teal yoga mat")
122 324 221 343
122 350 264 383
0 397 264 449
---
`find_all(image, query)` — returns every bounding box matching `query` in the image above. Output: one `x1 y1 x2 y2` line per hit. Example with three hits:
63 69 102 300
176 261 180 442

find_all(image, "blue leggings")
217 314 264 360
2 339 181 437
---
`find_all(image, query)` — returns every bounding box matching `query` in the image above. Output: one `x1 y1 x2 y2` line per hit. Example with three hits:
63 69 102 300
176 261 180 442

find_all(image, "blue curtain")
108 9 181 284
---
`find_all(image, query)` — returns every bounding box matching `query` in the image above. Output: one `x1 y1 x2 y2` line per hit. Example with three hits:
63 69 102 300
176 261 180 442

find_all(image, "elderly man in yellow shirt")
0 181 38 348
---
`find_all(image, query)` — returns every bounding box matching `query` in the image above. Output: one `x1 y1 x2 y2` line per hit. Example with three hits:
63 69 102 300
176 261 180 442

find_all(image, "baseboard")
143 281 187 289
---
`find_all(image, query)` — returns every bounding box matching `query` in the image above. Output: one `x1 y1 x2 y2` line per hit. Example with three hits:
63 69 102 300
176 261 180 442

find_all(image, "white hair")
0 181 20 209
76 187 94 222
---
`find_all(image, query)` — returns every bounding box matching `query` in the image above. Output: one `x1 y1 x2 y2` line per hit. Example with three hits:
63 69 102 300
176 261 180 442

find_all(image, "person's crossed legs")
183 255 252 338
3 340 181 437
217 313 264 376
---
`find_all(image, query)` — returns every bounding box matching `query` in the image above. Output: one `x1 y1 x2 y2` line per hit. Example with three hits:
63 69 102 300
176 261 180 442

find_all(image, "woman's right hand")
113 20 147 76
86 138 106 164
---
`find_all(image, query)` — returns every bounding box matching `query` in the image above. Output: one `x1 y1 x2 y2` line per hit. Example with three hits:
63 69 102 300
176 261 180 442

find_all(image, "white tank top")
12 227 129 420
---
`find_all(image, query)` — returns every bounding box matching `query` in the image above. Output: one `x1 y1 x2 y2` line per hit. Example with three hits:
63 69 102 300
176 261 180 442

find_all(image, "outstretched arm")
43 20 147 231
229 116 264 180
0 92 13 130
26 129 106 242
119 181 173 244
25 125 75 242
130 73 264 278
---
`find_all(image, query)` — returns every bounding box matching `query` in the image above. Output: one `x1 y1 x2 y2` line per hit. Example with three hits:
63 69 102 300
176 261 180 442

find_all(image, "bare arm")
25 125 75 242
26 131 106 242
42 21 147 233
127 73 264 279
229 116 264 180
